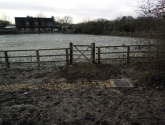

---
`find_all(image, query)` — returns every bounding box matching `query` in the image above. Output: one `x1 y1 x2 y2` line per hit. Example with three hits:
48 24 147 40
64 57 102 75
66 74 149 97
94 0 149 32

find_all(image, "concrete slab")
110 79 133 87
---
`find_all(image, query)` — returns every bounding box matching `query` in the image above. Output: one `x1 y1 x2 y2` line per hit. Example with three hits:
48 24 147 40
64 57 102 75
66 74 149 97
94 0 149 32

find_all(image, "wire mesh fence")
0 51 5 69
96 46 127 66
96 45 161 66
39 49 68 68
129 45 157 65
0 43 162 70
0 48 69 70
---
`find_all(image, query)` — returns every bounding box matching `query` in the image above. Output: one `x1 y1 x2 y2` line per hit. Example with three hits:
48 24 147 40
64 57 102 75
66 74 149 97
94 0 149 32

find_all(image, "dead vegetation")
0 62 165 125
125 60 165 88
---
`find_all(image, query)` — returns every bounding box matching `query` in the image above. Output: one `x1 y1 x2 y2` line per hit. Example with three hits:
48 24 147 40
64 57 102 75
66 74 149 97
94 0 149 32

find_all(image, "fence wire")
0 51 5 69
96 45 160 66
0 49 69 70
129 45 157 65
0 44 161 70
97 46 127 66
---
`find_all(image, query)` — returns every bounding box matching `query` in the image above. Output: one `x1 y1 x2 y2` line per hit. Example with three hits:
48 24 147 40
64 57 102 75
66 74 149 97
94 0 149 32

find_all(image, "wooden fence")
69 42 95 65
0 43 163 69
96 45 161 64
0 48 69 68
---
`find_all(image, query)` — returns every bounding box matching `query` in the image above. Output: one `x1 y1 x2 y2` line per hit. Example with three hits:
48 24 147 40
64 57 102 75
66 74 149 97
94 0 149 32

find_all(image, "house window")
41 22 45 26
34 22 38 26
17 22 21 26
46 21 53 26
25 22 29 26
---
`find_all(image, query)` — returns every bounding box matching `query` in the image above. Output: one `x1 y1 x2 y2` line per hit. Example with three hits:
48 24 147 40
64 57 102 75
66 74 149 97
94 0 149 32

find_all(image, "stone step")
110 79 133 87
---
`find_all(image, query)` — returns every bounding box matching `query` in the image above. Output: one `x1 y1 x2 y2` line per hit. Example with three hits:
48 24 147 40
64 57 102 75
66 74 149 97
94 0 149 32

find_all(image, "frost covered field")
0 34 146 50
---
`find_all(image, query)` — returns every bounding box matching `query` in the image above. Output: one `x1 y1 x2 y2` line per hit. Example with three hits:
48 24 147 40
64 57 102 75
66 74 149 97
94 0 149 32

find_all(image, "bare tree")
0 12 10 22
138 0 165 51
138 0 165 17
63 16 73 24
36 11 46 18
26 15 33 18
54 17 63 23
54 16 73 24
0 13 11 29
153 0 165 18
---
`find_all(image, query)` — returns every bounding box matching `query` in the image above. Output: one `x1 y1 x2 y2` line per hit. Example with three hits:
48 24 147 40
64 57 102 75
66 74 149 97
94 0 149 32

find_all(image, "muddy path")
0 63 165 125
1 87 165 125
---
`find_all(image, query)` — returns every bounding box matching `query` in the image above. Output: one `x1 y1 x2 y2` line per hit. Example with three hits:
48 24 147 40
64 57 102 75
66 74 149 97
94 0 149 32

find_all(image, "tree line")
74 15 163 37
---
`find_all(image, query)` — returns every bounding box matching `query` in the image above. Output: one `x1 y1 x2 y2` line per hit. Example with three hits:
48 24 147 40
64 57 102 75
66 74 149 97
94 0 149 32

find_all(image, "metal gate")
69 42 95 64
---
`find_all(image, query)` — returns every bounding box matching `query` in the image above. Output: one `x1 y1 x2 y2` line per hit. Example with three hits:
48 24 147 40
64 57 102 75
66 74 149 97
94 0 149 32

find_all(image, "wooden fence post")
126 46 130 63
66 48 69 65
36 50 40 67
98 47 101 64
4 51 9 68
91 43 95 63
70 42 73 65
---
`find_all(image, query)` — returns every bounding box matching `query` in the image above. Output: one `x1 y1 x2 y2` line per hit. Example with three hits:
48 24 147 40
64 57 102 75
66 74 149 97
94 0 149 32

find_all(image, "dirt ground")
0 63 165 125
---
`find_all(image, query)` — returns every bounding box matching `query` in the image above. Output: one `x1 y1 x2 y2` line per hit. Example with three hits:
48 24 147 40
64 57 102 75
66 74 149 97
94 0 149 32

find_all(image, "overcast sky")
0 0 138 24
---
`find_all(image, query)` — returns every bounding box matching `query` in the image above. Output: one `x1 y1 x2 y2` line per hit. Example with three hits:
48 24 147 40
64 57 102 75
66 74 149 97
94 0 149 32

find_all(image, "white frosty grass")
0 34 149 50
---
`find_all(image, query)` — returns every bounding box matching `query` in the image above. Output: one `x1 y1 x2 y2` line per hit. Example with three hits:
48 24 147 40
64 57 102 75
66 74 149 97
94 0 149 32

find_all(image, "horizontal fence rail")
96 45 163 65
0 48 70 69
0 43 164 69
